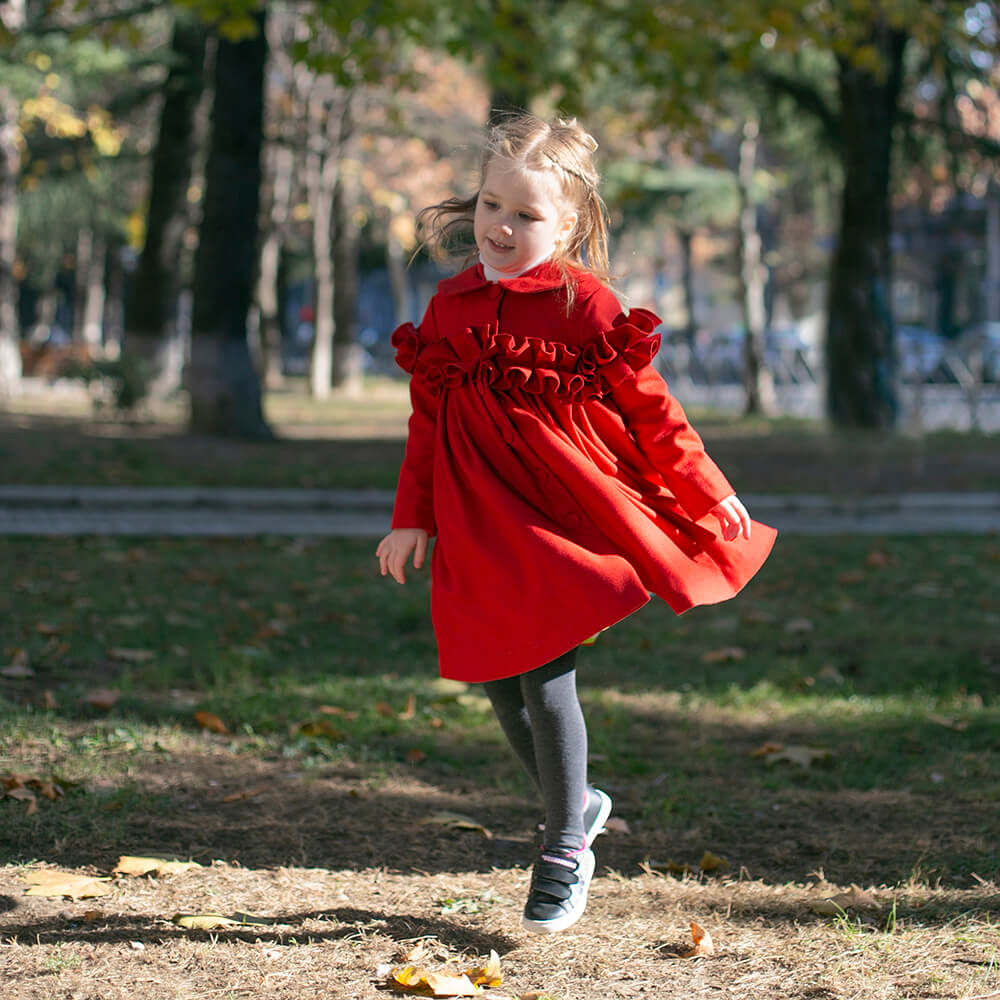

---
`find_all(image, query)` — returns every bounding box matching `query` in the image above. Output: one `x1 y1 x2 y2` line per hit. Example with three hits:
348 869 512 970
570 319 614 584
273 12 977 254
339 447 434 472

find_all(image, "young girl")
377 113 776 935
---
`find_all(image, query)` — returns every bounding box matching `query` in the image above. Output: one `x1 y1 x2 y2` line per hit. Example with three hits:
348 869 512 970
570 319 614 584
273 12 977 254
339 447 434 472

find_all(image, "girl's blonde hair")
417 112 612 308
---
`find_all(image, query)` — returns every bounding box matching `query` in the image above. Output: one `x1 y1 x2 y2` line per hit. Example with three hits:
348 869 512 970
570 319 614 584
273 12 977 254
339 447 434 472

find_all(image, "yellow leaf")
391 964 481 997
467 950 502 987
699 851 728 873
421 812 493 839
424 971 480 996
194 711 229 734
296 719 348 740
750 741 785 757
113 856 202 877
23 870 112 900
399 693 417 720
678 921 715 958
173 913 243 930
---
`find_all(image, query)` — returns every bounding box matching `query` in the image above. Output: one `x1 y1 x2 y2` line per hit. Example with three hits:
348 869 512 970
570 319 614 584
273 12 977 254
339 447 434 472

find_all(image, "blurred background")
0 0 997 437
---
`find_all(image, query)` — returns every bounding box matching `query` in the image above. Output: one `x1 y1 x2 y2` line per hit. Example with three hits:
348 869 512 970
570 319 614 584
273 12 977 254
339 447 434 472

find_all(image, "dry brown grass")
2 849 997 1000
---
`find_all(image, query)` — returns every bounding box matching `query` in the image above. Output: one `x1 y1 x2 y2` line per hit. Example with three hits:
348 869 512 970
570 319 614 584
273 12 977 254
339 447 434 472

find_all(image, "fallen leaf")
810 884 881 915
641 858 696 876
604 817 631 835
421 812 493 839
113 856 203 877
194 711 229 734
699 851 729 874
296 720 347 741
222 787 268 804
376 701 396 717
700 646 746 664
750 741 785 758
318 704 359 720
35 622 62 635
466 950 502 988
837 570 866 585
23 870 112 900
108 648 155 663
405 748 427 763
763 745 832 768
172 913 244 930
677 921 715 958
399 693 417 720
85 688 121 711
42 690 58 709
391 965 481 997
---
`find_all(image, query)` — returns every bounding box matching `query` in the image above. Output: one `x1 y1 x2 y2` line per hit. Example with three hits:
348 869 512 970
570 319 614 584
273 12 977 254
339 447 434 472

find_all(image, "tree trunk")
737 119 777 416
0 0 24 399
129 10 208 399
825 26 907 429
331 149 363 396
987 180 1000 322
80 235 106 350
187 12 273 438
306 85 354 400
256 141 293 389
386 218 410 328
677 229 696 349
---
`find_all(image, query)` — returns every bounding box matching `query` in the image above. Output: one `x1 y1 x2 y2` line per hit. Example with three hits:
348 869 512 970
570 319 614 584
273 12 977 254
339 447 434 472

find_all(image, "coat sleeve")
578 288 735 522
612 365 735 522
391 300 440 535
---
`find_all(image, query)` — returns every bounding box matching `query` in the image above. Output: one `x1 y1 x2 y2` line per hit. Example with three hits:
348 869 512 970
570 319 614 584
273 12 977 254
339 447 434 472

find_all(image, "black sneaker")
521 847 595 934
583 785 612 848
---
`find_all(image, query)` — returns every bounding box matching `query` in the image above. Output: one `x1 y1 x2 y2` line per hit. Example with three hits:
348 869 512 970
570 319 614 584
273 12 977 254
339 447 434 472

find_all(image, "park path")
0 485 997 535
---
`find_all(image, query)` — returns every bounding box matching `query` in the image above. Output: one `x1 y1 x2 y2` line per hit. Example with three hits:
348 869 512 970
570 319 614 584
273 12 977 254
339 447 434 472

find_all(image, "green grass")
1 532 998 884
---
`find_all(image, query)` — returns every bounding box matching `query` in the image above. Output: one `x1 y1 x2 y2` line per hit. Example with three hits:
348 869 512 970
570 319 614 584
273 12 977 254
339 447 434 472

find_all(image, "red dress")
391 261 776 682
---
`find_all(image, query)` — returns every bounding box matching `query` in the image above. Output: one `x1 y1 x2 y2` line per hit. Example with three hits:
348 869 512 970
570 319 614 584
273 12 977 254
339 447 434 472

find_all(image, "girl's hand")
376 528 430 584
709 494 751 541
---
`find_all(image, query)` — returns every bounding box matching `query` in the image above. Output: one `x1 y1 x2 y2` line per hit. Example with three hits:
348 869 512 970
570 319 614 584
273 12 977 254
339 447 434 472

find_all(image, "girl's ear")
558 211 578 245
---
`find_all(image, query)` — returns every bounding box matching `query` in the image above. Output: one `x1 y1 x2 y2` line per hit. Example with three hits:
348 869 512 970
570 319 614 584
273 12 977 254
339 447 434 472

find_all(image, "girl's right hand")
376 528 430 584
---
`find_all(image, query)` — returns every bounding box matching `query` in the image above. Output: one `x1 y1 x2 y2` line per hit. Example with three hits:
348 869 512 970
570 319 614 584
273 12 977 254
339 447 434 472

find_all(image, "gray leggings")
481 647 587 854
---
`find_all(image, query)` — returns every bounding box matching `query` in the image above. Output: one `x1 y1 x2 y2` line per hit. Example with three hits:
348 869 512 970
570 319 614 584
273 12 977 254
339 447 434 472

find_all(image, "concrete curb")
0 486 997 536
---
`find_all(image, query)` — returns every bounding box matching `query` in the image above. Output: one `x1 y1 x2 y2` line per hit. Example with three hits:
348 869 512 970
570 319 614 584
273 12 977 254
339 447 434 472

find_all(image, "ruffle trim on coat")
391 309 661 402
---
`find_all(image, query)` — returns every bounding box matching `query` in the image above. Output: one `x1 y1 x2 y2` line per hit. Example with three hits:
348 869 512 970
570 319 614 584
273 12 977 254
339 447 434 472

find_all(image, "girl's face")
473 158 578 275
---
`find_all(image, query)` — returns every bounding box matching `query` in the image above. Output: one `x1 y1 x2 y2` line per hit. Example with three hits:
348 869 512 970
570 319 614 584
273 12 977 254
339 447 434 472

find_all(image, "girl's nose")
497 222 513 236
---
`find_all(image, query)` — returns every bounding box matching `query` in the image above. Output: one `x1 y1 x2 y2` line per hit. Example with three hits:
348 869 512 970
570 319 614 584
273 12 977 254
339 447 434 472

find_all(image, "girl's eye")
483 200 499 210
519 213 538 222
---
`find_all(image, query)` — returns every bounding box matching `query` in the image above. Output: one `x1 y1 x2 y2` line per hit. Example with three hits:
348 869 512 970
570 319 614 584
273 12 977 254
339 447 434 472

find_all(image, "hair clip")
581 132 599 152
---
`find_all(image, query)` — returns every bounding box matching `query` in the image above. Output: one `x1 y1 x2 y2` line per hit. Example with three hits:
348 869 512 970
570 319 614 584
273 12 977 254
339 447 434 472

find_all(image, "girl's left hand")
710 494 751 541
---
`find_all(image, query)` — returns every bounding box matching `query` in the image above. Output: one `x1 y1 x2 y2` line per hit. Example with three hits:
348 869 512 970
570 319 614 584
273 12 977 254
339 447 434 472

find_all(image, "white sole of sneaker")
520 849 596 934
584 787 613 849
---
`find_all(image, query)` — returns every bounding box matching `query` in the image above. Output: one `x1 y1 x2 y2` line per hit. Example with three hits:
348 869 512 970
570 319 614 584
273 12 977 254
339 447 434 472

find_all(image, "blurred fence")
654 336 1000 432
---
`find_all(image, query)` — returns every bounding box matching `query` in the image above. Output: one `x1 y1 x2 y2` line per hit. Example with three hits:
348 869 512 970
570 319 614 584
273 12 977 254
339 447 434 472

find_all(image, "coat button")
562 512 582 530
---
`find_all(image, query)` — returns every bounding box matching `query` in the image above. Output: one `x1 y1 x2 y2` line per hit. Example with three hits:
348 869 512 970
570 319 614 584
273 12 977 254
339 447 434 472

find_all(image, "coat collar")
437 260 574 297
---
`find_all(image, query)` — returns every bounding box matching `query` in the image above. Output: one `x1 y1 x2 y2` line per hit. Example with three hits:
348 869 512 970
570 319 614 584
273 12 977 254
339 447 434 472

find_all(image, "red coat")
391 261 776 682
